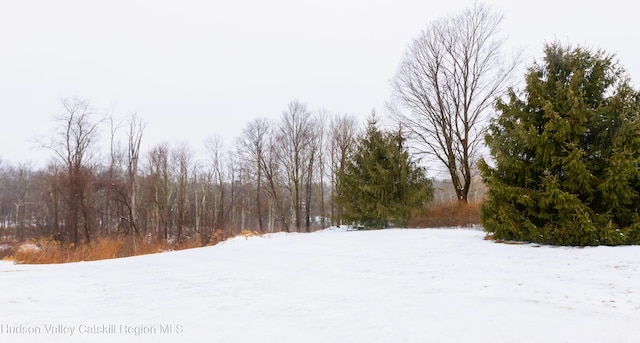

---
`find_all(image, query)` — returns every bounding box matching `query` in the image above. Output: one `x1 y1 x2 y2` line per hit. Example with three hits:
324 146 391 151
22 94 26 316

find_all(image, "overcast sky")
1 0 638 166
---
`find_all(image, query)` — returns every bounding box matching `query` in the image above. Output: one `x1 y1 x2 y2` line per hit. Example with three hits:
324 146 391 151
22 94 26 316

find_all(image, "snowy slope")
1 227 639 343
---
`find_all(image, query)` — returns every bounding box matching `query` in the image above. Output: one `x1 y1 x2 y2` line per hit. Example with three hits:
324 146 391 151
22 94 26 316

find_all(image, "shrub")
408 201 481 228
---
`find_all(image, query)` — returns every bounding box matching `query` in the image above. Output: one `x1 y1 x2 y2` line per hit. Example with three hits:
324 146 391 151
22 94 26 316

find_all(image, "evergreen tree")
480 43 640 246
336 113 434 229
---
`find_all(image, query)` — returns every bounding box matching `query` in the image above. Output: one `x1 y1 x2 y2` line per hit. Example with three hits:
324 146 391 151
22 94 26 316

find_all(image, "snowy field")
1 227 639 343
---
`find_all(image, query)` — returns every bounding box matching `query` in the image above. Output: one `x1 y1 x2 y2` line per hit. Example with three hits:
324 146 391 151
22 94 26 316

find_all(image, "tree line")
0 99 366 247
0 2 515 247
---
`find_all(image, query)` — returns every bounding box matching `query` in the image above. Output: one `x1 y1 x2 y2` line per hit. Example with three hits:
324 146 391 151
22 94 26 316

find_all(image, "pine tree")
336 113 434 229
480 43 640 246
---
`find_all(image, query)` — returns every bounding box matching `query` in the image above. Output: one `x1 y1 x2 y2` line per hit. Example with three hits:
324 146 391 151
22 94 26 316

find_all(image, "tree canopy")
336 114 434 229
480 43 640 246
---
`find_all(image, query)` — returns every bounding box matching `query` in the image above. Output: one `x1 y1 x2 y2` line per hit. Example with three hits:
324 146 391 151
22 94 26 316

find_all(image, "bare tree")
261 128 288 232
204 135 228 237
238 118 271 233
191 163 213 245
278 101 315 232
172 142 192 244
390 2 517 202
105 114 124 235
303 118 319 232
328 113 359 226
2 163 34 241
315 109 330 229
112 113 147 248
41 98 102 244
126 113 145 236
103 112 145 249
146 143 172 243
41 162 65 239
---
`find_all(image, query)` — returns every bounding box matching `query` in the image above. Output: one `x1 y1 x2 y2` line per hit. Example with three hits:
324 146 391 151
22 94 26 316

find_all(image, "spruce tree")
481 43 640 246
336 113 434 229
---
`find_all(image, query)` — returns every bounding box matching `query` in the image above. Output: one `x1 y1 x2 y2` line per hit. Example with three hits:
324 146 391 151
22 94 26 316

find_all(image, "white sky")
1 0 638 166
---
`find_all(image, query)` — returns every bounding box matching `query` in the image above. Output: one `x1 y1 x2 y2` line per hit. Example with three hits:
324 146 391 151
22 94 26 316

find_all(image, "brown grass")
11 237 151 264
238 230 262 239
408 201 482 228
0 241 16 260
6 227 269 265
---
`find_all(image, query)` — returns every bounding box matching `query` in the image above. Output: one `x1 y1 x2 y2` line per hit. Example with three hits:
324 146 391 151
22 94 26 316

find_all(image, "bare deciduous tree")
303 118 319 232
278 100 315 232
390 2 517 202
117 113 146 249
42 162 65 239
172 142 192 244
146 143 172 243
238 118 271 233
328 113 359 225
42 98 102 244
261 127 288 232
204 135 228 237
315 109 330 229
126 113 145 233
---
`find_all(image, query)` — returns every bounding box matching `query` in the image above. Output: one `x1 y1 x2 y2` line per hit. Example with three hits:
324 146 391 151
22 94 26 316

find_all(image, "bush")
408 201 481 228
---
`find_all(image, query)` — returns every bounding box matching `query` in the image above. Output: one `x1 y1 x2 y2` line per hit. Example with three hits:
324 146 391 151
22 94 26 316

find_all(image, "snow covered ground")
1 227 639 343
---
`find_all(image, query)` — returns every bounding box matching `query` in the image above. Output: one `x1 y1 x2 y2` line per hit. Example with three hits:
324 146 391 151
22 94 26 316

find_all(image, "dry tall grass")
11 237 153 264
0 241 16 260
7 229 260 265
408 201 482 228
